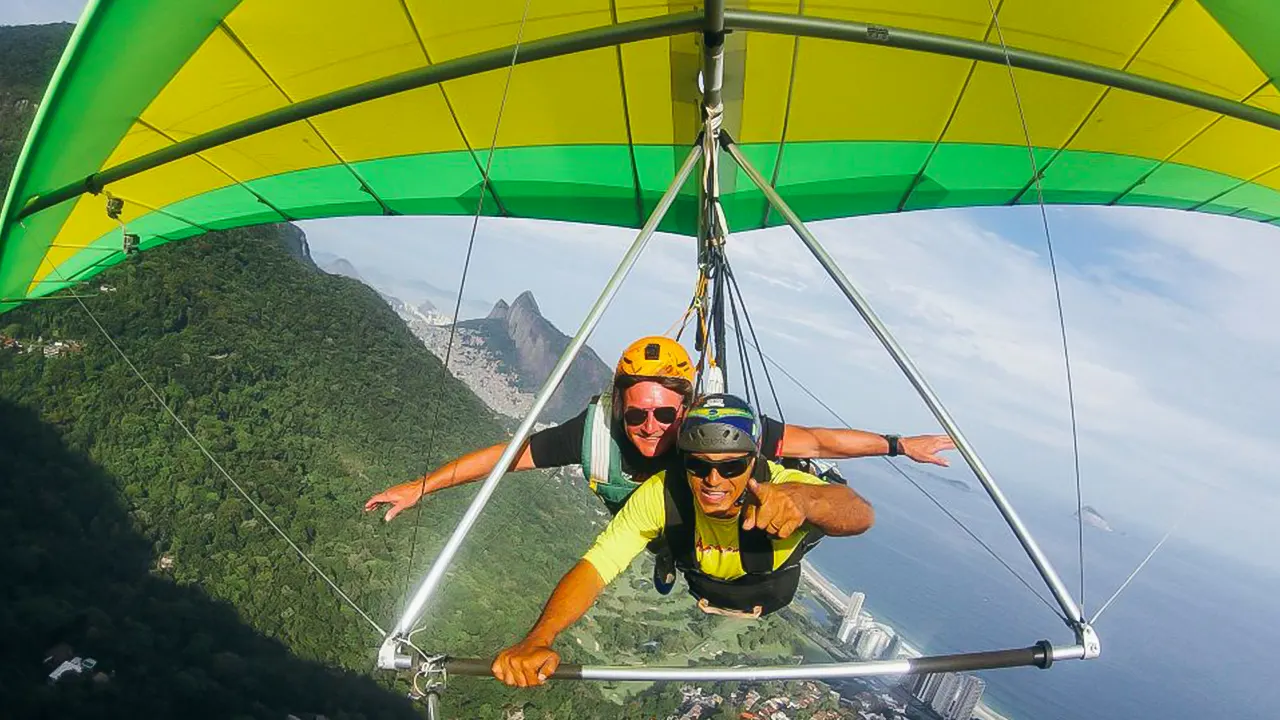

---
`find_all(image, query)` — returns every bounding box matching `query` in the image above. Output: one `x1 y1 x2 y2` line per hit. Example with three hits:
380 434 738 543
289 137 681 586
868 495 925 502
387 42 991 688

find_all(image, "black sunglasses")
686 455 755 479
623 406 679 426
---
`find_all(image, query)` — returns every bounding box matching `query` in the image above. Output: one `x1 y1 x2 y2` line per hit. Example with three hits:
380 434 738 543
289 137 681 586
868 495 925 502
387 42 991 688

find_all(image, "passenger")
365 336 950 591
490 394 874 687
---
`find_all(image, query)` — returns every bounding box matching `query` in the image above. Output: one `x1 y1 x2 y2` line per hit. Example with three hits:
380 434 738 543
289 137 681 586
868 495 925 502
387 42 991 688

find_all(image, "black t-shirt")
527 405 787 478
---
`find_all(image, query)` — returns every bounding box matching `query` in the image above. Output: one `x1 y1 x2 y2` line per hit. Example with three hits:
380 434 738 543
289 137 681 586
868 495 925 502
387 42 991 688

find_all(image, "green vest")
580 392 643 514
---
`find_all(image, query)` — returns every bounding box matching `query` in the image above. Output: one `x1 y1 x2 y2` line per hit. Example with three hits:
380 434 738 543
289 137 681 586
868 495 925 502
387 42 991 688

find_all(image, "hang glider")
5 1 1279 714
2 0 1278 311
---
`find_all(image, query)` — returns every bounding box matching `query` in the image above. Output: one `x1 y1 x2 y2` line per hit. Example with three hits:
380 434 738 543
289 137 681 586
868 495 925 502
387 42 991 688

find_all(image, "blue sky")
6 0 1279 602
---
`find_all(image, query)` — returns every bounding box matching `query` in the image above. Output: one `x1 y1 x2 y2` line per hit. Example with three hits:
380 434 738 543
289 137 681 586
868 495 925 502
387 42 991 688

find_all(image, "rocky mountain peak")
511 290 540 316
487 299 510 320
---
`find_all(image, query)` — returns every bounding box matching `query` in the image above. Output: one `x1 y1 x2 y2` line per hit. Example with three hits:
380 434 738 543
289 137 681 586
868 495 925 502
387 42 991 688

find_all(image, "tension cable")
984 0 1089 613
400 0 536 610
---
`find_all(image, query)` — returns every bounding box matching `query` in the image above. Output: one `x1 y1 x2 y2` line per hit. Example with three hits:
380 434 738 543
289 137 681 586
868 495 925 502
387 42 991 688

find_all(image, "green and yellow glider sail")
2 0 1278 310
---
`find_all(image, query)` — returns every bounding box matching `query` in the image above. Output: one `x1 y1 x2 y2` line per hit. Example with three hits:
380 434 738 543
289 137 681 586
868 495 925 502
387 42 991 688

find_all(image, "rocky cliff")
458 291 614 423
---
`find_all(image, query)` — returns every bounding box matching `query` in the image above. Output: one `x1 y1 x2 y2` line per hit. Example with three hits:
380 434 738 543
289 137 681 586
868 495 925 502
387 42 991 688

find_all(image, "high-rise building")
835 592 866 644
930 673 962 716
946 676 986 720
853 623 895 659
884 633 902 660
910 673 946 704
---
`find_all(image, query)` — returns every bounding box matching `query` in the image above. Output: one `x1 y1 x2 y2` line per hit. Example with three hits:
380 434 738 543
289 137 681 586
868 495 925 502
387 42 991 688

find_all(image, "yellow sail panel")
943 66 1103 149
308 88 473 161
225 0 429 104
1171 116 1280 182
994 0 1171 69
617 36 682 145
786 39 971 143
137 26 287 143
1067 88 1221 161
1125 0 1268 98
737 30 796 145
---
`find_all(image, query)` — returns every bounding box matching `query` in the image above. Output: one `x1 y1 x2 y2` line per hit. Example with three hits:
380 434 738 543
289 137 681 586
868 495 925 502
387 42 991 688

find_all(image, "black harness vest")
661 459 824 616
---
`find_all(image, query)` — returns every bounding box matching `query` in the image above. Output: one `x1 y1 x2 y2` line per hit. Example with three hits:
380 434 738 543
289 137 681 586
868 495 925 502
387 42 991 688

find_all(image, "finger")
747 477 761 492
536 652 560 682
776 517 803 539
494 658 514 686
364 494 387 510
519 660 542 687
742 504 757 530
384 503 406 522
754 503 780 532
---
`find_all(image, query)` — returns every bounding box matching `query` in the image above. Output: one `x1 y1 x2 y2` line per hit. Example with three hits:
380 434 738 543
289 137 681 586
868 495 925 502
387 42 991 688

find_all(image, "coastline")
799 559 1011 720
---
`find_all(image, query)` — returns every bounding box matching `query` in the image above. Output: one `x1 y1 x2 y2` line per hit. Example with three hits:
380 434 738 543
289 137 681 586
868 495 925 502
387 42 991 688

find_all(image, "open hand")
492 638 560 687
901 434 956 467
363 481 425 522
741 478 807 539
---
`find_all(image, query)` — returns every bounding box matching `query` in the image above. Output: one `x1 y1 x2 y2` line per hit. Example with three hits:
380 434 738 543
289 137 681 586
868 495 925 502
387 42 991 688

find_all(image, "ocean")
806 461 1278 720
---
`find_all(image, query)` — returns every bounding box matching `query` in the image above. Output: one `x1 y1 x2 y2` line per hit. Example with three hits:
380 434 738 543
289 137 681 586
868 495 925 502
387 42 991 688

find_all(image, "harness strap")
581 392 636 512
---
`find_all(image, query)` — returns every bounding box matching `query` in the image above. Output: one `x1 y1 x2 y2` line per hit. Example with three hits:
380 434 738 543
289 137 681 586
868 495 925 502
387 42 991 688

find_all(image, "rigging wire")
725 276 761 409
1090 504 1187 622
729 324 1067 620
983 0 1089 614
400 0 535 610
40 258 386 638
723 257 786 424
1090 520 1180 624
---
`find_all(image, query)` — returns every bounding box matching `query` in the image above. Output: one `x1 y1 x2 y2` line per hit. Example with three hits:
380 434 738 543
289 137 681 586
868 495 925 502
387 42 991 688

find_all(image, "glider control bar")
426 640 1079 683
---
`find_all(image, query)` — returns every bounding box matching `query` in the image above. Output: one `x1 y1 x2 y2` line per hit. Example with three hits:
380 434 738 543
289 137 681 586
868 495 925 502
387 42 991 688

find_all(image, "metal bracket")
1074 622 1102 660
410 654 449 700
377 635 413 671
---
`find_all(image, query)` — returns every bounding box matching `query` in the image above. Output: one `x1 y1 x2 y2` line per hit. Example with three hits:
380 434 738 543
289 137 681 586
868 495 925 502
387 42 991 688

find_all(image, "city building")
944 676 986 720
837 591 867 643
48 657 97 684
930 673 962 716
908 672 986 720
853 623 896 660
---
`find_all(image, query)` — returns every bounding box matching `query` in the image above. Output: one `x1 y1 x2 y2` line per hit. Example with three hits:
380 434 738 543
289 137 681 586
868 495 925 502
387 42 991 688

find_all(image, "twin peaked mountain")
322 255 612 424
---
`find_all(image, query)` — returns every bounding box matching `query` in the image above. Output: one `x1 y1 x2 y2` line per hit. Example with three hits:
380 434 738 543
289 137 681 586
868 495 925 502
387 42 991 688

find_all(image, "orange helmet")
615 336 695 385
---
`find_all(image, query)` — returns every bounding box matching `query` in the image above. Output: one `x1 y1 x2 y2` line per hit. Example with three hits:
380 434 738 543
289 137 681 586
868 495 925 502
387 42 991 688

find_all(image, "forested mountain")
0 23 72 194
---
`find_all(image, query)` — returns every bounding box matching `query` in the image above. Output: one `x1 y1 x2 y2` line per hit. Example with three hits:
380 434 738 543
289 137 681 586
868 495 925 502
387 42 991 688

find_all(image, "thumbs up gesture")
741 477 808 539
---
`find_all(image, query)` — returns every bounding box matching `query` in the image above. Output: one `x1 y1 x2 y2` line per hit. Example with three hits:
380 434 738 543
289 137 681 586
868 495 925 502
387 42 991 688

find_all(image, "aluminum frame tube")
383 142 704 650
14 11 704 223
442 643 1062 682
721 135 1085 626
722 9 1280 134
701 0 726 111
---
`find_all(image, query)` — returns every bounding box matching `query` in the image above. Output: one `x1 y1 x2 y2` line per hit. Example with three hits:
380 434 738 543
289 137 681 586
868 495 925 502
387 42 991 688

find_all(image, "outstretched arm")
743 477 874 538
493 477 665 686
363 441 537 521
491 560 606 687
778 424 955 467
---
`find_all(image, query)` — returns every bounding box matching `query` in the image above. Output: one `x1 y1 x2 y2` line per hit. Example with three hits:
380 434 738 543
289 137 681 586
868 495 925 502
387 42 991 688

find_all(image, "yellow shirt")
582 461 827 584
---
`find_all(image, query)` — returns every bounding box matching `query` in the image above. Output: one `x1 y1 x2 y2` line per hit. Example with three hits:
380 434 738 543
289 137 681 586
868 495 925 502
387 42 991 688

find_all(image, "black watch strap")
884 434 901 457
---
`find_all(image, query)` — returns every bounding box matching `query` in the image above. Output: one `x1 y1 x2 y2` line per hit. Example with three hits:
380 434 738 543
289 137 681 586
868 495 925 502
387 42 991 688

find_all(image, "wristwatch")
883 434 902 457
